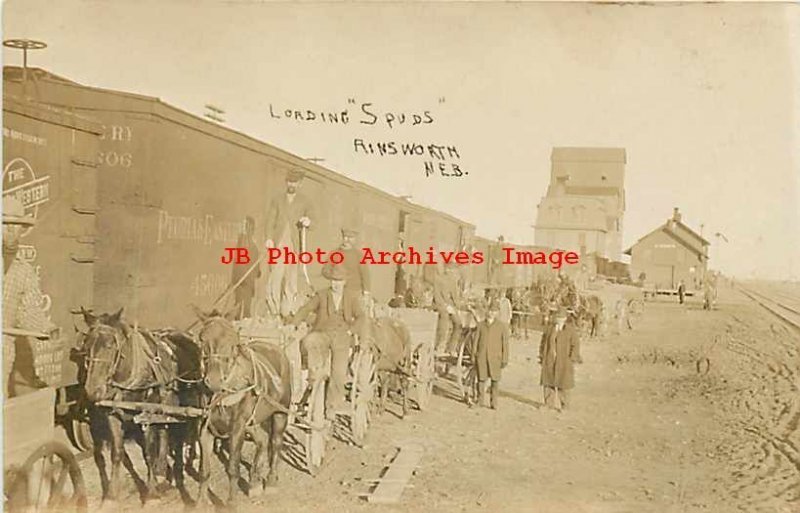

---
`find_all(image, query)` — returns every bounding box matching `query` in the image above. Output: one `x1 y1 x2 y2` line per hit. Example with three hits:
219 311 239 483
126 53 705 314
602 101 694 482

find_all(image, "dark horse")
193 308 292 506
79 308 201 504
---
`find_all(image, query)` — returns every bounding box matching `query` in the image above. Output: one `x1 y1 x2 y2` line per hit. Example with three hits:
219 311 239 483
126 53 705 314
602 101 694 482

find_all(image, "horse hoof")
249 483 264 498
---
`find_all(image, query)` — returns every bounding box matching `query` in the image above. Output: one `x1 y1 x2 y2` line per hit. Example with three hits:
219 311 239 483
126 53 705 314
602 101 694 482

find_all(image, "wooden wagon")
233 317 376 477
4 330 87 513
386 308 437 411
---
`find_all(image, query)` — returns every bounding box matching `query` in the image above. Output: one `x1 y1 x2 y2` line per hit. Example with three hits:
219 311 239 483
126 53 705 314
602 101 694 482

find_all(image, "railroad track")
738 285 800 332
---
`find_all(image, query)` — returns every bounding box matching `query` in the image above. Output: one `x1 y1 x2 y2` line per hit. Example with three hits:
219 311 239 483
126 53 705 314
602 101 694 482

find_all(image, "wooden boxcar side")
2 91 102 388
4 68 479 327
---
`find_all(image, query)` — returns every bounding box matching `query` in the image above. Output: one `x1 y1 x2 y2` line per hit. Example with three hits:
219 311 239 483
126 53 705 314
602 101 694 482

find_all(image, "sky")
3 0 799 280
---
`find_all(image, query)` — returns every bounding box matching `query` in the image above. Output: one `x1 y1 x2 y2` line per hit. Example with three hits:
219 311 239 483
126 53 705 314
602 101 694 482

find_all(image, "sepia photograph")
2 1 799 512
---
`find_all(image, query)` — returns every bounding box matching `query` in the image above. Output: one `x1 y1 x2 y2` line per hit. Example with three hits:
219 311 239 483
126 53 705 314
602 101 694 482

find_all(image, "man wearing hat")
337 228 371 301
538 306 582 411
474 300 509 409
3 196 54 397
287 263 368 419
433 262 463 356
231 215 261 319
264 168 315 317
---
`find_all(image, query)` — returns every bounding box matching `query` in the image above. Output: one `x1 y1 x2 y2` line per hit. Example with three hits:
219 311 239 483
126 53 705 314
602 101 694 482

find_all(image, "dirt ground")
78 284 800 513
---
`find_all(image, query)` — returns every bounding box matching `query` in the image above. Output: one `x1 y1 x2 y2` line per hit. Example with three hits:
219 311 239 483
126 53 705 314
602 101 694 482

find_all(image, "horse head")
81 307 125 402
193 306 239 393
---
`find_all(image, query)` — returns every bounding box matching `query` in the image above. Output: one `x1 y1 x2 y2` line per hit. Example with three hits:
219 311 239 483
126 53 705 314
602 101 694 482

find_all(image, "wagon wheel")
305 378 328 477
5 441 87 513
628 299 644 317
349 349 375 447
66 417 93 453
412 342 435 411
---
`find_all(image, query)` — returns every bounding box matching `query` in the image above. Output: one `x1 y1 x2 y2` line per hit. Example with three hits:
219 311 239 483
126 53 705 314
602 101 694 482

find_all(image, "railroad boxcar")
3 90 102 396
3 66 476 329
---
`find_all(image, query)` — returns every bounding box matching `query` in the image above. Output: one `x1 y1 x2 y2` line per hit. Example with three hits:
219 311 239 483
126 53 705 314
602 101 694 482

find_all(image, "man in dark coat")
538 307 582 411
434 263 463 356
475 301 509 409
337 228 371 301
677 280 685 305
288 264 368 419
231 216 261 319
264 168 315 316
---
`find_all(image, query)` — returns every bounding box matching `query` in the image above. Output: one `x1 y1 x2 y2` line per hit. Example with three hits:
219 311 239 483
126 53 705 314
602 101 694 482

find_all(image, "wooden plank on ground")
367 443 424 504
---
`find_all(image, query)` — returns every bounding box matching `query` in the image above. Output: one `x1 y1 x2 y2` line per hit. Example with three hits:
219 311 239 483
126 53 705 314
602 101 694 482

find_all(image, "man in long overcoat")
475 301 509 409
538 307 582 411
264 168 315 317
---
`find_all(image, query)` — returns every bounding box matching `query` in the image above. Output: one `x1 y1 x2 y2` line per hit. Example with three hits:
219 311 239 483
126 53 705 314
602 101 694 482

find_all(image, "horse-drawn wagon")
4 329 88 513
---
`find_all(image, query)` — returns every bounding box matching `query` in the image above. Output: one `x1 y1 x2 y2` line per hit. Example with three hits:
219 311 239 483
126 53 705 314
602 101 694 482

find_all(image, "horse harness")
201 318 290 437
86 324 181 393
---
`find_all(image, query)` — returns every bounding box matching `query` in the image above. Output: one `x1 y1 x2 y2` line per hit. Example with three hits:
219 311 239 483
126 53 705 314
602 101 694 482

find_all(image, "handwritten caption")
267 98 466 178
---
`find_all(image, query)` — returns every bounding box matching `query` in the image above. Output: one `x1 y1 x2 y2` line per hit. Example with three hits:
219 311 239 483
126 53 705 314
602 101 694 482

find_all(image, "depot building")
624 208 709 290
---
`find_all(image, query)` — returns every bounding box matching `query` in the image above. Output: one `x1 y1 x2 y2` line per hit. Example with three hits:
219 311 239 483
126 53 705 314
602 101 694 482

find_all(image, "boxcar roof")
3 66 474 229
3 91 103 135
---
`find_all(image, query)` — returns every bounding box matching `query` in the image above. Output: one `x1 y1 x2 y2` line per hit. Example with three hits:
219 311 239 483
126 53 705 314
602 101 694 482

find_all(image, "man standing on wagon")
3 196 55 397
337 228 371 306
434 262 463 357
288 264 369 419
231 215 261 319
264 168 315 317
538 307 582 412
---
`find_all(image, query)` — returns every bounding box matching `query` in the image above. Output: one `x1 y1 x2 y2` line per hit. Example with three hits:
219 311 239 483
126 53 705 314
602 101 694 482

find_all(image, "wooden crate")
233 317 284 346
4 388 56 467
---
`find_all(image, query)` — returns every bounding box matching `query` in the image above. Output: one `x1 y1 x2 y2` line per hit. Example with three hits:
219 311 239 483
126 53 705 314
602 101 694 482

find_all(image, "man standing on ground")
475 301 509 409
264 168 315 317
3 197 55 397
678 280 686 305
539 307 582 412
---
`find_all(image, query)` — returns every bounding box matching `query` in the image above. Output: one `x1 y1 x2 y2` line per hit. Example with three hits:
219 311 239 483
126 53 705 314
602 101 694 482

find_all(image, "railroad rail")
737 285 800 332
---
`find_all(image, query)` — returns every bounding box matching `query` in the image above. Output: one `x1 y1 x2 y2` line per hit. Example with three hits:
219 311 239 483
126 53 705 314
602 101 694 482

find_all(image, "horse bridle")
84 324 125 382
85 324 167 391
199 316 244 390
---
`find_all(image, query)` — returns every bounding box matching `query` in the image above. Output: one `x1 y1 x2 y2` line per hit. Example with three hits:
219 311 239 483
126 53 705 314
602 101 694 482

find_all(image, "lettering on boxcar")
156 209 245 245
3 158 52 237
99 124 133 142
190 273 228 297
2 127 47 146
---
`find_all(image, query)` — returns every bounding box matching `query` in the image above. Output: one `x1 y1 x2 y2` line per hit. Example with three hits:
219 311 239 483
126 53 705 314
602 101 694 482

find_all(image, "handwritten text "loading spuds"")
268 101 435 130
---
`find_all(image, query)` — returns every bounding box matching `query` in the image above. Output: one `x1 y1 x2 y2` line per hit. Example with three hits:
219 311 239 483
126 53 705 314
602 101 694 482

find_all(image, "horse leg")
155 426 170 492
226 418 247 506
107 415 124 502
400 374 409 418
266 412 288 487
197 422 214 506
248 425 269 498
169 424 186 492
142 426 161 500
379 373 388 416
